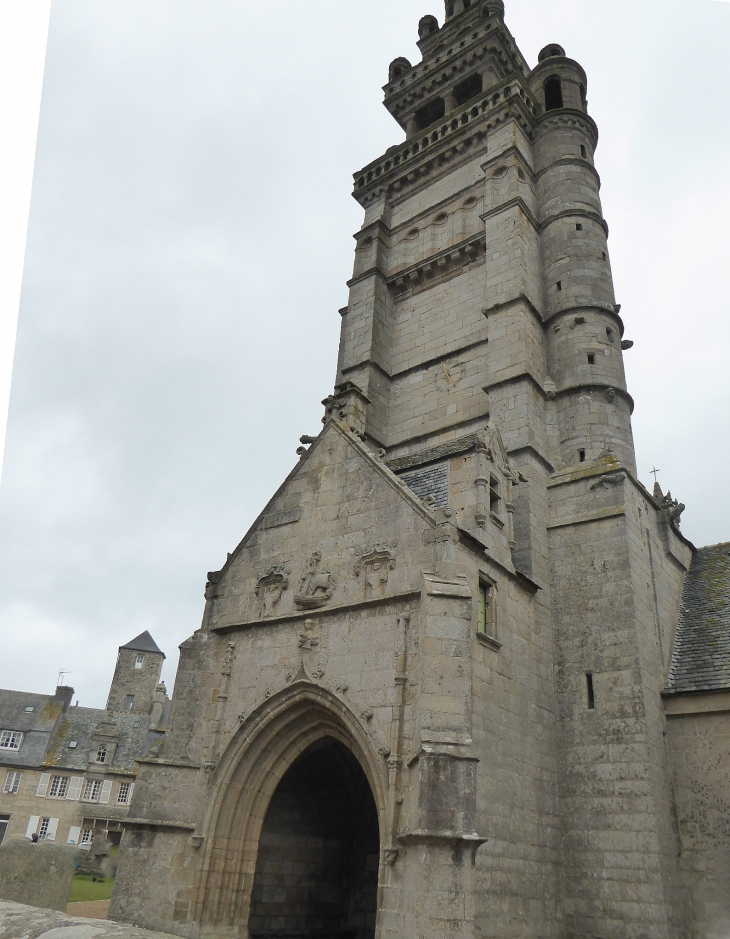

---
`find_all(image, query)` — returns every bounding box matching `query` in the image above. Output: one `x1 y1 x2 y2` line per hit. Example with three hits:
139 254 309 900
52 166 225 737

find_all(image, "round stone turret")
531 49 636 471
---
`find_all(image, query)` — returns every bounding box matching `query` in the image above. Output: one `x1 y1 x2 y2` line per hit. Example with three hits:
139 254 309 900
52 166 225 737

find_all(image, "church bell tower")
111 4 694 938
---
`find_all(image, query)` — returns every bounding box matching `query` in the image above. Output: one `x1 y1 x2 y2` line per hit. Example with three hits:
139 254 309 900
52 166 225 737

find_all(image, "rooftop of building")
119 630 165 657
665 542 730 695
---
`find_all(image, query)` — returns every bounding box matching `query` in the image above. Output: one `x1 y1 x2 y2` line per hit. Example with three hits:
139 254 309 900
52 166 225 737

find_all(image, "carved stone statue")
294 552 336 610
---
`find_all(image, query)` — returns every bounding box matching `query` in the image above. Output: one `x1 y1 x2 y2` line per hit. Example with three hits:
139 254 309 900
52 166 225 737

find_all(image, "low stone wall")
0 841 78 911
0 899 176 938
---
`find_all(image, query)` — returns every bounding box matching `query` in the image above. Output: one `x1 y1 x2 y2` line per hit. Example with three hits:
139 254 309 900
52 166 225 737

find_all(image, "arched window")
544 77 563 111
95 744 107 764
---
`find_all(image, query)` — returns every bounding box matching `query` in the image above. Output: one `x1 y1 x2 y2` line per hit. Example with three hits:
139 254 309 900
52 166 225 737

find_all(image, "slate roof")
120 631 165 657
0 689 72 768
665 542 730 695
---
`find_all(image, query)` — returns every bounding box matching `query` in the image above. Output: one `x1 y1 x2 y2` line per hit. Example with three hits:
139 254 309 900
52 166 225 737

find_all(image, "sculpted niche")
355 542 397 599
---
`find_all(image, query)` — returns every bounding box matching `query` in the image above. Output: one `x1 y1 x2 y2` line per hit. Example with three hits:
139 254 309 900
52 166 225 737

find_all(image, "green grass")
68 874 114 903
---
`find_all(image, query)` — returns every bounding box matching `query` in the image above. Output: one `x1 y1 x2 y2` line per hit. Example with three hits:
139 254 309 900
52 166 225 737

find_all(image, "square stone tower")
110 4 695 938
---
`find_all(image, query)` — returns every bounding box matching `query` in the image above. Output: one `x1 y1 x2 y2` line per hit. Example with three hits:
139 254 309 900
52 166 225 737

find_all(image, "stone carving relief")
255 565 290 618
298 619 320 651
656 489 686 532
294 552 336 610
355 542 397 598
590 471 627 490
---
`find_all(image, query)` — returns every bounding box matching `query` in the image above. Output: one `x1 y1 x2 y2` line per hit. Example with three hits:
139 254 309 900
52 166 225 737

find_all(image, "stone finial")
418 16 439 40
538 43 566 62
389 57 412 82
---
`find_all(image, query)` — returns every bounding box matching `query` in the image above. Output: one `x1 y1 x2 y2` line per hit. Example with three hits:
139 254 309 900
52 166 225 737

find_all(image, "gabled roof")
665 542 730 695
120 630 165 657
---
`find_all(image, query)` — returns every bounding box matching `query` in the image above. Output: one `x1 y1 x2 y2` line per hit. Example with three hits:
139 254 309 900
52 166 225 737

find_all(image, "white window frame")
117 781 134 804
134 654 145 669
80 828 93 845
0 730 23 750
48 776 69 799
95 744 107 764
38 817 50 840
3 771 21 794
82 779 102 802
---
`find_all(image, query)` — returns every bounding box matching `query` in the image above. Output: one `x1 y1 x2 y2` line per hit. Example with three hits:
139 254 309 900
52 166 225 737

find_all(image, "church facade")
110 3 730 938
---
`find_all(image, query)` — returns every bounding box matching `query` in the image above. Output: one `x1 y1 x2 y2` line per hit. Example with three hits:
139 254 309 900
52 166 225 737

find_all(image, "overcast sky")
1 0 729 708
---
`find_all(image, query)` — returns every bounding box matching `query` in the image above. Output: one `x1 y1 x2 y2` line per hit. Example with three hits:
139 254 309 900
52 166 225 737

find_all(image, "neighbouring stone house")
0 632 169 852
78 2 730 938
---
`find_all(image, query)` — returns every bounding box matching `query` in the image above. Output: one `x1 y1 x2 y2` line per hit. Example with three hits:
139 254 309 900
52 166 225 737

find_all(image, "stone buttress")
110 3 696 938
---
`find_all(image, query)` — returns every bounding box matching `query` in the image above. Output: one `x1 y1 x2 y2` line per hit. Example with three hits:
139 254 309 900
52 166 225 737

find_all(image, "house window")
0 731 23 750
83 779 102 802
80 828 93 845
134 654 144 669
95 745 108 764
24 706 34 712
0 815 9 846
48 776 69 799
3 771 21 794
118 782 133 804
124 695 135 711
477 581 497 640
38 817 50 840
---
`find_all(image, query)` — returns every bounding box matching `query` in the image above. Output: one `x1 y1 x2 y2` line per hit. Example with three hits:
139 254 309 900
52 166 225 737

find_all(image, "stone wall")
665 697 730 939
0 899 176 939
0 841 77 911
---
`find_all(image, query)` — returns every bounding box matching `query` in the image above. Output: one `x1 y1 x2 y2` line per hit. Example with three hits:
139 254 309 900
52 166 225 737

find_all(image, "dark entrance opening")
248 738 380 939
544 77 563 111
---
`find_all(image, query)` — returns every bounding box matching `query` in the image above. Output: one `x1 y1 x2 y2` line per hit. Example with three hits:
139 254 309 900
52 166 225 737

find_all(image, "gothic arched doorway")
247 737 380 939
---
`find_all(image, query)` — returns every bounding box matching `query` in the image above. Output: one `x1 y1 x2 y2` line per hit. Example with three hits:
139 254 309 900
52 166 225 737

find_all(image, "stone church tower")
110 3 725 938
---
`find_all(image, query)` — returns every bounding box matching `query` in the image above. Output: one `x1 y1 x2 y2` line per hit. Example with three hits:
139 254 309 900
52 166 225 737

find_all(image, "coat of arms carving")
355 542 397 599
255 564 290 618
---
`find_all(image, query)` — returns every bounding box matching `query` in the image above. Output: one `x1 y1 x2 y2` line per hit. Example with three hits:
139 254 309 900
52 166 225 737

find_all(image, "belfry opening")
247 737 380 939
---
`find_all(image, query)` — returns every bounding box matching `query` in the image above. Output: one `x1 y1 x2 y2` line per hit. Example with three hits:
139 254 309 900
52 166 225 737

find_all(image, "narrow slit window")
586 673 595 709
588 354 596 365
576 223 583 231
477 581 496 639
556 281 562 291
580 144 587 159
489 475 501 515
579 449 586 463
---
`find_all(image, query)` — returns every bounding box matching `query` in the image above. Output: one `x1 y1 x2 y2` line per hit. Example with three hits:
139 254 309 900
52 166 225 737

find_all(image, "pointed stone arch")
197 682 388 936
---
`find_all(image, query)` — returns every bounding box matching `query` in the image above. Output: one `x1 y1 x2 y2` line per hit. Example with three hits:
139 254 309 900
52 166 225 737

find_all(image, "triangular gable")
207 419 439 588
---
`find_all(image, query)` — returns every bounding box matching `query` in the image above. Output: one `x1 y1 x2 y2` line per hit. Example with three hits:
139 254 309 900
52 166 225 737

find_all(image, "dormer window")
135 654 145 669
95 744 108 764
0 731 23 751
489 475 501 516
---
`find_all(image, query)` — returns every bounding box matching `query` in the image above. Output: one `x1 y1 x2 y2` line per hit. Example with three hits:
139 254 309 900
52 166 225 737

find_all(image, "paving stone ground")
66 901 111 920
0 899 175 938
